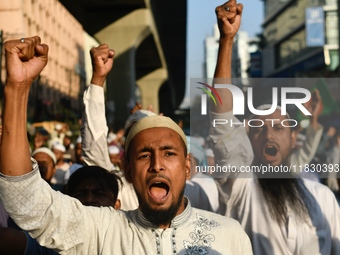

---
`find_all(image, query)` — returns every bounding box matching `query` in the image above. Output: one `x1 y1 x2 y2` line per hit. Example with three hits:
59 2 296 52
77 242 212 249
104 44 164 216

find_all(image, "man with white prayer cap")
0 3 255 253
31 147 57 184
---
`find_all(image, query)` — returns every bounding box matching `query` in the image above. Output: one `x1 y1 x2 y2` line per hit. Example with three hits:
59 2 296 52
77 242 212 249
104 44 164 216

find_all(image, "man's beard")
257 176 312 225
137 187 185 227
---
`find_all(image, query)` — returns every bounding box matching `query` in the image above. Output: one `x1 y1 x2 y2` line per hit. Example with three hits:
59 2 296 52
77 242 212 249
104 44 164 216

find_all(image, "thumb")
35 44 49 63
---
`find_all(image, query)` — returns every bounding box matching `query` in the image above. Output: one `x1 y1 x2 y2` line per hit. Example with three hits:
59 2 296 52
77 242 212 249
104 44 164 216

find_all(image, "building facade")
0 0 86 122
261 0 339 78
205 24 250 81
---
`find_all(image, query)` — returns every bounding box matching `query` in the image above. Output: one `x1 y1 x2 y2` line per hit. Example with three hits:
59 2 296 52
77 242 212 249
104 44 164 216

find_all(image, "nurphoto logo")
197 82 312 116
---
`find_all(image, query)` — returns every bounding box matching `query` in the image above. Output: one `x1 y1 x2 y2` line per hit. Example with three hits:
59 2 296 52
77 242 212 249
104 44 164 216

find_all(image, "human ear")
185 155 191 180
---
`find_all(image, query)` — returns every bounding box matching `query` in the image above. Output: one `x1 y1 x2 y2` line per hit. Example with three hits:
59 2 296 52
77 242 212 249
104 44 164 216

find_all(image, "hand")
90 44 115 87
215 0 243 40
5 36 48 89
308 89 322 117
304 89 322 129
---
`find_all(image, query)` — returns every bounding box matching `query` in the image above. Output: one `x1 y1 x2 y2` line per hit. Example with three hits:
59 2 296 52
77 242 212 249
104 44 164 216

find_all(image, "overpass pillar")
95 9 153 130
136 68 167 114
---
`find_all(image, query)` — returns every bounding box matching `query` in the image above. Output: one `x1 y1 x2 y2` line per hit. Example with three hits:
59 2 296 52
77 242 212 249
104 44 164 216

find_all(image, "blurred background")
0 0 339 134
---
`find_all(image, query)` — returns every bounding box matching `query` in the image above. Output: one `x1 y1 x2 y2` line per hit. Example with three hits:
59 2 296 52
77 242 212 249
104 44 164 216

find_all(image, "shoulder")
302 179 339 209
303 178 333 195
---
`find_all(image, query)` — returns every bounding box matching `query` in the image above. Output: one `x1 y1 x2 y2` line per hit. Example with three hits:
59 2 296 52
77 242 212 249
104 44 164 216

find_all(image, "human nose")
149 153 165 173
264 127 275 140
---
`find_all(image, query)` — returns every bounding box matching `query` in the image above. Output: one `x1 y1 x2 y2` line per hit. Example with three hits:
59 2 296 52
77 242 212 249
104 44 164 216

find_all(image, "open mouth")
264 145 278 157
149 181 170 200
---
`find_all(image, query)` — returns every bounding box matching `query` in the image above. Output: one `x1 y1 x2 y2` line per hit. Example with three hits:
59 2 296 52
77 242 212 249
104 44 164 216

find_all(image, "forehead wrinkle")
138 146 153 153
137 144 177 153
160 145 176 150
250 108 290 120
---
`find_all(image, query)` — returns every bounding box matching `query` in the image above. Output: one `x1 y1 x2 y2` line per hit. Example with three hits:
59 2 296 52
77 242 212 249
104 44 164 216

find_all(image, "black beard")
138 188 185 227
257 177 311 225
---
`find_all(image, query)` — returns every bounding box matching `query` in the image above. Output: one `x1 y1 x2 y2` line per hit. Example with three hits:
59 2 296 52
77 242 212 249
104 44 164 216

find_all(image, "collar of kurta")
136 197 191 229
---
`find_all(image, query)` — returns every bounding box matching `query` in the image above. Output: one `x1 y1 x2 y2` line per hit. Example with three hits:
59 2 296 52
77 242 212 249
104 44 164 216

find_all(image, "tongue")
150 186 167 199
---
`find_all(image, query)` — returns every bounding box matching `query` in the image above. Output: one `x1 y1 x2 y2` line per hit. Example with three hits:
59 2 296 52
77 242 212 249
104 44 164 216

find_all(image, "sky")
183 0 264 107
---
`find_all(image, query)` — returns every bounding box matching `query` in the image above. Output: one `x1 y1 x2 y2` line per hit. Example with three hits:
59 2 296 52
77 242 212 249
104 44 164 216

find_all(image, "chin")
140 199 180 226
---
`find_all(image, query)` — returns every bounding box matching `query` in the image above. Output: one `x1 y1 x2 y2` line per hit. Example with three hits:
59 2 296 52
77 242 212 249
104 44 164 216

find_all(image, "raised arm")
81 45 115 169
291 89 324 166
1 36 48 176
212 0 243 113
90 44 115 87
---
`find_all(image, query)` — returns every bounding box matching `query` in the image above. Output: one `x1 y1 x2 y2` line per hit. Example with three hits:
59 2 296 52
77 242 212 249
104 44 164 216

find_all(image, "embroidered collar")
136 197 192 228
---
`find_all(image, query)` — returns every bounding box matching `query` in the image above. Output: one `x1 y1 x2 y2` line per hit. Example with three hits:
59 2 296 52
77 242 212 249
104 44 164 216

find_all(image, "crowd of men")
0 0 339 254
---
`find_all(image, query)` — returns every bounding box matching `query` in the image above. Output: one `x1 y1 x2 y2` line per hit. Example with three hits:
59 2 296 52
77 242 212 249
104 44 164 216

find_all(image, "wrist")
91 76 106 87
219 36 235 45
4 81 31 95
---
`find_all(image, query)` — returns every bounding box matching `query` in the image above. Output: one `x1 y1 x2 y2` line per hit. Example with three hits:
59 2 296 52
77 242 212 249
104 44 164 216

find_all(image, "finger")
216 0 238 20
236 3 243 17
18 36 42 61
35 44 49 57
91 45 112 63
35 44 49 66
108 49 115 58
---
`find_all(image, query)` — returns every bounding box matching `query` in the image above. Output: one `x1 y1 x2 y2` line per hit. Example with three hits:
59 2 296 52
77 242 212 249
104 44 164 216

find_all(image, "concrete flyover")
59 0 187 130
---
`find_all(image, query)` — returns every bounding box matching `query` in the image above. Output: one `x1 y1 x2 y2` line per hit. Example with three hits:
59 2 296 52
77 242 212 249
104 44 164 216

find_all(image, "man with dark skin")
31 147 56 184
0 166 121 255
0 1 252 254
210 1 340 254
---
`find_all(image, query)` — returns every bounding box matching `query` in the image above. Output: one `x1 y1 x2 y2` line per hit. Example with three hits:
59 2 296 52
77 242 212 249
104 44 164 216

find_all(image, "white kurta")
209 111 340 255
82 84 138 211
0 163 253 255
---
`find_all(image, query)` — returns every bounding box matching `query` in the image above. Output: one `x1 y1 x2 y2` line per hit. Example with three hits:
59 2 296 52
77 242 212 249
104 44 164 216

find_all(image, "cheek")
129 167 145 187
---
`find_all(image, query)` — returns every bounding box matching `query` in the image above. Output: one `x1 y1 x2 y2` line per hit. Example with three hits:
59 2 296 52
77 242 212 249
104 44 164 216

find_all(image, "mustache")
146 173 171 184
263 140 280 148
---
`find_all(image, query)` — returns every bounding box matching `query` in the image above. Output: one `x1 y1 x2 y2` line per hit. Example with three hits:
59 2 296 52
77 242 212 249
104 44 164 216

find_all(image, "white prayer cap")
32 147 57 165
107 132 117 144
108 145 120 155
125 110 157 131
125 115 187 152
53 142 66 153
